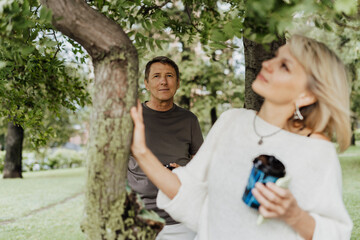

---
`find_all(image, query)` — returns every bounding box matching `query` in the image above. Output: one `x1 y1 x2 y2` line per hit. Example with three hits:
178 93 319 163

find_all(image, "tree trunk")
243 38 286 111
0 134 5 151
3 122 24 178
351 116 357 145
210 107 217 125
42 0 163 239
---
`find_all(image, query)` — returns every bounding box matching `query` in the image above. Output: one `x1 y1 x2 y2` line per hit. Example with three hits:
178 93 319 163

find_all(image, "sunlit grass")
0 152 359 239
339 151 360 240
0 168 85 221
0 196 85 240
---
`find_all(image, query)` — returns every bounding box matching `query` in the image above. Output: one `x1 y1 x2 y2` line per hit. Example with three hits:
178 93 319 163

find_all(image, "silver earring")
294 103 304 120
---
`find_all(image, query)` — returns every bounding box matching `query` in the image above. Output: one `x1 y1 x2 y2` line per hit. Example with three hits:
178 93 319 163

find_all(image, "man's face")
145 62 179 103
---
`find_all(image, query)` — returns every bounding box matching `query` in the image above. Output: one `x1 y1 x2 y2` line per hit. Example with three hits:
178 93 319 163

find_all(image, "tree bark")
42 0 163 239
3 122 24 178
243 38 286 111
0 134 5 151
210 107 217 125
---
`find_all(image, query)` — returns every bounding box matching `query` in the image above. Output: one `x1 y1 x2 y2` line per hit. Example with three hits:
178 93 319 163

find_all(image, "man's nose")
159 75 167 85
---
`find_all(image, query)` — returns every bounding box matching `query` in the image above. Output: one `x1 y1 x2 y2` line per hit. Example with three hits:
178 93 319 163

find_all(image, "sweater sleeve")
156 109 239 231
307 148 353 240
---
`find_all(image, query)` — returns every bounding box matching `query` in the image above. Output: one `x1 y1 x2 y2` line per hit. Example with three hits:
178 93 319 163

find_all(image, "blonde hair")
288 34 351 152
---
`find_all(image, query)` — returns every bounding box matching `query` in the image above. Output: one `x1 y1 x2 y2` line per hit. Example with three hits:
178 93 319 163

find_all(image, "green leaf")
155 40 163 50
210 42 227 50
145 21 152 30
211 29 228 42
39 6 52 23
223 22 234 39
323 22 332 31
20 46 35 56
148 38 155 52
334 0 357 15
40 7 48 21
262 33 276 44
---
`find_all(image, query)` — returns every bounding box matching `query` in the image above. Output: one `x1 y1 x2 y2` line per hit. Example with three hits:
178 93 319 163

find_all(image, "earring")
293 103 304 120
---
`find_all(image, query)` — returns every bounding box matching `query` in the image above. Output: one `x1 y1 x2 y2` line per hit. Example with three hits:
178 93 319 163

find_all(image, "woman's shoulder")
308 132 330 141
220 108 255 120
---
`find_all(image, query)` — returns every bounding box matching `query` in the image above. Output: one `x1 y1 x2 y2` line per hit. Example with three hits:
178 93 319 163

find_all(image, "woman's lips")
257 73 268 83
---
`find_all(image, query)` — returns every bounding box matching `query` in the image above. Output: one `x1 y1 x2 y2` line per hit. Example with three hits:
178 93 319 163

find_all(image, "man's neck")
146 100 174 112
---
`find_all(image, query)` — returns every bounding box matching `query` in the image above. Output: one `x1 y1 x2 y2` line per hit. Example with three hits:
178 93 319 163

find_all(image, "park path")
0 192 84 226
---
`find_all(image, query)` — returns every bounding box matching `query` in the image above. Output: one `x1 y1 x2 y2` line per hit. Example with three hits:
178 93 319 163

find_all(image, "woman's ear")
297 91 317 108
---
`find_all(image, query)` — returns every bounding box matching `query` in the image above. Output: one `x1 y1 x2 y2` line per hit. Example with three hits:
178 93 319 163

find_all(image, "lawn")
0 168 86 240
0 149 359 240
339 146 360 240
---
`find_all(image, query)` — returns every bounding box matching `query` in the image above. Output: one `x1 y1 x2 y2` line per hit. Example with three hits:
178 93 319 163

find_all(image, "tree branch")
334 19 360 31
138 0 171 16
52 30 61 59
41 0 135 60
185 4 201 33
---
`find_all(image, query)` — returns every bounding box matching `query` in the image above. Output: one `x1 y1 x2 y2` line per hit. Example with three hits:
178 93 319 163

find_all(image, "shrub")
47 148 85 169
1 148 85 173
0 151 5 172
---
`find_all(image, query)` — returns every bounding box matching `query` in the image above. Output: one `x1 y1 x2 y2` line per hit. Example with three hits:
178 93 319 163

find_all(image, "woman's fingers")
130 100 147 157
266 182 288 198
253 182 280 204
130 100 143 125
137 100 143 122
252 185 282 213
252 182 294 219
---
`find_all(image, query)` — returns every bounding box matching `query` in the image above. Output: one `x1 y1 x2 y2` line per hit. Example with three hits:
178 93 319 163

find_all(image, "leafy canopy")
0 0 90 147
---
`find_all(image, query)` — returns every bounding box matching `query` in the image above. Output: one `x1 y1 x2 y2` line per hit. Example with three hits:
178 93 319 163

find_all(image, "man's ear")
144 79 149 90
297 91 317 108
176 79 180 89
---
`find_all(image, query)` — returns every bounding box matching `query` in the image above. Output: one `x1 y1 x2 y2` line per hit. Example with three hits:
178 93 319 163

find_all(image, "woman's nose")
262 59 273 72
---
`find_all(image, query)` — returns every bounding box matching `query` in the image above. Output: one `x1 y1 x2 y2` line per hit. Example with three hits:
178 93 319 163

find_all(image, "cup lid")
253 155 286 178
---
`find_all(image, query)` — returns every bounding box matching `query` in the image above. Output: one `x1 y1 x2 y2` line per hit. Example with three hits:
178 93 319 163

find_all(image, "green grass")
339 146 360 240
0 196 85 240
0 168 86 240
0 150 359 239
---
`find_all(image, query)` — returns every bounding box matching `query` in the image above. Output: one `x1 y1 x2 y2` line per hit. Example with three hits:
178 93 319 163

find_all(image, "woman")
130 35 353 240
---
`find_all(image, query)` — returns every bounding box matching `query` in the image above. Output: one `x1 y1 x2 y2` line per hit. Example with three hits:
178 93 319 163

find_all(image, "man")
128 56 203 239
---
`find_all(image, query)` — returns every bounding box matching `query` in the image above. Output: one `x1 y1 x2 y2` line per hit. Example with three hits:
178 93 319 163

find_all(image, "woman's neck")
257 101 294 129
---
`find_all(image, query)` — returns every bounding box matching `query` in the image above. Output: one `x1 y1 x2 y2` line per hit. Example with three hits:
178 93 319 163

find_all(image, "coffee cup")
242 155 286 209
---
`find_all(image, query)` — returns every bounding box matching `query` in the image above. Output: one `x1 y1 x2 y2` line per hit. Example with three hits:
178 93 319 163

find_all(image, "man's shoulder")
174 104 198 119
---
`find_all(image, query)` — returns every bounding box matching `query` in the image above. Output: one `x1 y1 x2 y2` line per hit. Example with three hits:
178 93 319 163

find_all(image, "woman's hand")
130 100 147 158
252 182 300 223
252 182 315 240
129 101 181 199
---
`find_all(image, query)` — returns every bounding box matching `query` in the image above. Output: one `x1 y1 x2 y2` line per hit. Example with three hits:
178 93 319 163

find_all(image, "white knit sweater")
157 108 353 240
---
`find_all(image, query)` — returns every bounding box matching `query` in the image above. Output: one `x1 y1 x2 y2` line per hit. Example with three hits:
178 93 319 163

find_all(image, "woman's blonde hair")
288 34 351 152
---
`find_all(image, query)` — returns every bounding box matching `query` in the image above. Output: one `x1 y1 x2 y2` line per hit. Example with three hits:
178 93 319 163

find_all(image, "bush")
47 148 85 169
0 151 5 172
0 148 85 173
